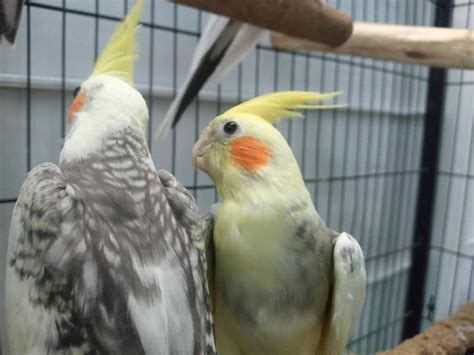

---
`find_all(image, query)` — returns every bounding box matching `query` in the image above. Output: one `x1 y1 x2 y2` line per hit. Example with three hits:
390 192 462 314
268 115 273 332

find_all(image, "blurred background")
0 0 473 353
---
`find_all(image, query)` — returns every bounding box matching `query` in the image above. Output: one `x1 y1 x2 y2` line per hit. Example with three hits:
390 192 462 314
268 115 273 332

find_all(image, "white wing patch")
128 257 195 355
320 232 366 355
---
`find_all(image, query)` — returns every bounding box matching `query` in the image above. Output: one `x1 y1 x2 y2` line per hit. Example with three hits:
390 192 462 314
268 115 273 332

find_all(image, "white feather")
154 15 264 143
208 23 264 83
153 15 232 143
60 76 148 163
153 85 187 143
320 232 366 355
190 15 231 73
128 257 195 355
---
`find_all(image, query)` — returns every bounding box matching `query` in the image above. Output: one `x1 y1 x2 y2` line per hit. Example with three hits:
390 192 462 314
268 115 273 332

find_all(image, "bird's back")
5 129 212 354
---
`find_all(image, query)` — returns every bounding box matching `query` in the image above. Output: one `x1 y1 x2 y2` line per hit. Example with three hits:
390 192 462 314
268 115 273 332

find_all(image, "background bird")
0 0 23 44
192 91 366 355
154 14 263 142
4 1 216 353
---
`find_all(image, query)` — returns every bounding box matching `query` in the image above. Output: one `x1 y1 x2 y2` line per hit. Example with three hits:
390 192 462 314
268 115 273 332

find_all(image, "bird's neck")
60 110 146 163
214 172 313 262
217 166 309 207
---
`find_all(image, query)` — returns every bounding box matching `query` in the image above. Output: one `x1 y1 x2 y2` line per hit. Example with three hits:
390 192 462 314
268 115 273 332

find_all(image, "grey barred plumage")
5 2 216 351
6 127 216 354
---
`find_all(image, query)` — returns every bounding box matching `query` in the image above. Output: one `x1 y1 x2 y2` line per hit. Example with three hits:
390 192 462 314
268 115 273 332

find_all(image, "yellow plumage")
221 91 343 124
193 90 366 355
91 0 144 83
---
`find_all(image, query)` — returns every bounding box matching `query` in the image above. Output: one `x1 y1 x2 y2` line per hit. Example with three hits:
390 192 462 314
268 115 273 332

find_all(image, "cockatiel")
154 14 263 142
4 1 216 354
0 0 23 44
192 92 366 355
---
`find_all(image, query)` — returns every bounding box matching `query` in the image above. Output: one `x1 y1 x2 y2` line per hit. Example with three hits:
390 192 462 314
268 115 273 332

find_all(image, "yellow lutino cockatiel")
193 92 366 355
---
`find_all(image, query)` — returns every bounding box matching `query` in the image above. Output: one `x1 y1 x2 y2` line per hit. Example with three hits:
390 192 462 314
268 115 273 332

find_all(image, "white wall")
0 0 443 353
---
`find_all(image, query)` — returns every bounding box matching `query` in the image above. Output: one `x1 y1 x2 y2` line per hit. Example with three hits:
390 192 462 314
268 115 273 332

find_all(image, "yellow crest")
222 91 343 124
91 0 144 84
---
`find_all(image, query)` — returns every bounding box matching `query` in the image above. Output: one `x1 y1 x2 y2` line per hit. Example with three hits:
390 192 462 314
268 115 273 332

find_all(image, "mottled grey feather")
158 170 217 355
191 213 216 353
6 128 216 354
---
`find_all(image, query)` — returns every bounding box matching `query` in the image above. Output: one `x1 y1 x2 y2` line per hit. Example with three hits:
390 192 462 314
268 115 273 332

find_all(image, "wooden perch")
272 22 474 69
378 302 474 355
172 0 353 47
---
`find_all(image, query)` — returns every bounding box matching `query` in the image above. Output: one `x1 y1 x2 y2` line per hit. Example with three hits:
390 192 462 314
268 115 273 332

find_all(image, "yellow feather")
222 91 344 124
91 0 144 84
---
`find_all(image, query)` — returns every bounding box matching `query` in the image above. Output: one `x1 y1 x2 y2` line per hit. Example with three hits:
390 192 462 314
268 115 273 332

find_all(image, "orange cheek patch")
67 92 86 123
230 136 272 173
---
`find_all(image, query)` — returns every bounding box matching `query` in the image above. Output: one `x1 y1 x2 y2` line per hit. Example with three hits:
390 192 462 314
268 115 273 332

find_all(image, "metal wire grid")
420 0 474 331
0 0 472 353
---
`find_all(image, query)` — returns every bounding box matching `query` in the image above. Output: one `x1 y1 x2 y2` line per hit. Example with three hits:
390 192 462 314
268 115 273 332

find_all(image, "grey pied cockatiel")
192 92 366 355
4 1 216 353
0 0 23 44
154 14 263 142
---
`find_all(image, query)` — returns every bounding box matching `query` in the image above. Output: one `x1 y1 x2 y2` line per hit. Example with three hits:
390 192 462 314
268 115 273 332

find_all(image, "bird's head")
62 0 146 162
193 91 341 202
69 75 147 130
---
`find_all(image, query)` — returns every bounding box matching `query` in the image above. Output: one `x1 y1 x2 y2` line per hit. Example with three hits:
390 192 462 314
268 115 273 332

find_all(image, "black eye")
223 121 238 135
73 86 81 98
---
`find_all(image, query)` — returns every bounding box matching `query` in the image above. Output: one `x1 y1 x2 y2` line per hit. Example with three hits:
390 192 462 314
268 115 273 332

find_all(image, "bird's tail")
1 0 24 45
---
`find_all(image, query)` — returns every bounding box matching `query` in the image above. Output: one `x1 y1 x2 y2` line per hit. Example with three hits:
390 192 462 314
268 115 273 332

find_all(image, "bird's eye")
72 86 81 98
223 121 238 135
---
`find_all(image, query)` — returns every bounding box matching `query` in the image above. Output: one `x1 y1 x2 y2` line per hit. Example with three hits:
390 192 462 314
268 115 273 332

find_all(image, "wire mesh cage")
0 0 473 353
423 0 474 335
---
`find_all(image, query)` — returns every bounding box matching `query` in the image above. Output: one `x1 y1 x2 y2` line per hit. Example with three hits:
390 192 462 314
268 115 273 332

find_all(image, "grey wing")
5 162 216 355
4 162 93 354
0 0 23 44
195 212 216 339
319 232 366 355
157 169 200 233
156 170 217 354
192 213 217 355
5 162 144 354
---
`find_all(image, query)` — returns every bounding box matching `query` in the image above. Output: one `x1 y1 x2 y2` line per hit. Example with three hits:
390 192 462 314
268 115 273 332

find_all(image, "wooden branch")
172 0 353 47
378 303 474 355
272 22 474 69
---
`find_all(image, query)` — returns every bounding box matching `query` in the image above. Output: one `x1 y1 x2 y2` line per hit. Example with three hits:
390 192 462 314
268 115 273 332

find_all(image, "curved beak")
192 127 211 173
